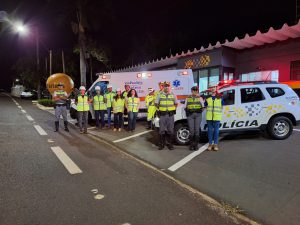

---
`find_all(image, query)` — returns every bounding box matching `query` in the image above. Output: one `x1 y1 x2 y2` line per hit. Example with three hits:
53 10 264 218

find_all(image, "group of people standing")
75 84 140 133
53 81 223 151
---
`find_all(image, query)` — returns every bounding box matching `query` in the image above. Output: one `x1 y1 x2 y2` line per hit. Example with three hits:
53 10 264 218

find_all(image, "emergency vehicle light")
181 71 189 75
137 72 152 78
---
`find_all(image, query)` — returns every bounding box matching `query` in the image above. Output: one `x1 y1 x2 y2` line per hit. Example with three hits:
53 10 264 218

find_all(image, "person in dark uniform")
155 81 178 150
185 86 204 150
53 83 69 132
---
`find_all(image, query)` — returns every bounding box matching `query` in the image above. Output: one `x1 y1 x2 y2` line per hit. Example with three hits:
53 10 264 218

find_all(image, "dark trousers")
95 110 106 128
114 112 123 129
128 111 138 131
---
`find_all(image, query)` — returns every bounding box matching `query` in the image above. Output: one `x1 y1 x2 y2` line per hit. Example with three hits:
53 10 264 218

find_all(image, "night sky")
0 0 296 90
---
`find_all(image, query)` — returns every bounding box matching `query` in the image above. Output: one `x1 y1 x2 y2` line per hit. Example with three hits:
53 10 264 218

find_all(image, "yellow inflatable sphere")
46 73 74 95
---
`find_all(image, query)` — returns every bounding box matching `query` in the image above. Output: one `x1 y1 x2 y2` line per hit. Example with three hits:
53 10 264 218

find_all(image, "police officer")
76 86 90 134
155 81 178 150
145 87 156 129
205 85 224 151
122 84 131 128
53 82 69 132
104 85 115 129
92 86 107 129
185 86 204 150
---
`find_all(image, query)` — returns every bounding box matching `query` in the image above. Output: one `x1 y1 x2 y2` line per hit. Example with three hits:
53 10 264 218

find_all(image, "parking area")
37 102 300 225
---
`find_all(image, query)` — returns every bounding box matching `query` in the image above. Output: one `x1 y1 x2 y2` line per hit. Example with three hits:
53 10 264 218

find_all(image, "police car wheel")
267 116 293 140
174 123 190 145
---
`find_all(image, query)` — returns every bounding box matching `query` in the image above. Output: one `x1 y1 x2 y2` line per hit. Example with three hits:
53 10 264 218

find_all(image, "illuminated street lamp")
12 21 29 36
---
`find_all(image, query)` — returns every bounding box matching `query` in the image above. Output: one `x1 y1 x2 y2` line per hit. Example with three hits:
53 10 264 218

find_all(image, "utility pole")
297 0 300 22
62 51 65 73
49 50 52 76
36 27 41 100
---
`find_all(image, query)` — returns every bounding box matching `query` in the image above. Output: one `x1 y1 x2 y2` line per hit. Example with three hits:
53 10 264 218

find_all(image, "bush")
38 99 55 107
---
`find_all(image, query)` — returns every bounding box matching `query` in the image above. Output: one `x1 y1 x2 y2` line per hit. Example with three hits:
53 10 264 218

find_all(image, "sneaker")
118 128 122 132
113 128 117 132
213 144 219 151
207 144 213 151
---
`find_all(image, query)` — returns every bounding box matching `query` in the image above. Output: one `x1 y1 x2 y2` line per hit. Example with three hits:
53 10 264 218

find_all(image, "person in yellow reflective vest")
112 88 125 132
76 86 91 134
155 81 178 150
145 87 156 129
122 84 131 127
126 88 140 132
92 86 107 129
53 82 69 132
184 86 204 150
104 85 115 129
204 85 224 151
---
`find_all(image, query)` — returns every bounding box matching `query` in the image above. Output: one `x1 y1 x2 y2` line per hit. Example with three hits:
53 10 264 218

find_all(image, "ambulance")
70 69 195 120
154 80 300 145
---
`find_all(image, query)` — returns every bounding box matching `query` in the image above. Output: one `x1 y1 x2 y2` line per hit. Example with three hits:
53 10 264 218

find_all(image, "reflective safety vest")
206 97 222 121
122 91 128 98
105 92 115 108
54 90 67 105
93 95 107 110
145 94 155 107
77 94 89 112
186 95 203 113
158 93 176 112
127 97 139 112
113 98 125 113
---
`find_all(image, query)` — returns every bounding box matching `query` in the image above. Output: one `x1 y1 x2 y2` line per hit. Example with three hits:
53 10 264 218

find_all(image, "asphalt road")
0 93 249 225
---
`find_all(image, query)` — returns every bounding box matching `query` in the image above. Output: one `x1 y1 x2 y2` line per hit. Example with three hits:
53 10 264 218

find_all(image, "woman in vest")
112 88 125 132
185 86 204 150
76 86 90 134
126 89 140 132
92 86 107 129
204 85 224 151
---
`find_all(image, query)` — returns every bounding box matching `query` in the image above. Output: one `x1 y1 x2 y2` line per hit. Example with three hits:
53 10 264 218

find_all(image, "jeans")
107 107 112 127
78 111 88 132
207 120 220 144
114 112 123 129
128 111 138 131
55 105 68 122
95 110 106 128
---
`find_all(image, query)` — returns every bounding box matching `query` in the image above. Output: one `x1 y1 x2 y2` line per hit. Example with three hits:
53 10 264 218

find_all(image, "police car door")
238 86 266 129
219 87 237 131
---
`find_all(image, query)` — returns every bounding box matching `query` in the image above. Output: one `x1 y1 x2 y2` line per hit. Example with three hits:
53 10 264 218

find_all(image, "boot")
54 121 59 132
194 135 199 150
189 135 194 151
213 144 219 151
146 121 151 129
207 144 213 151
167 134 174 150
158 134 165 150
64 121 69 132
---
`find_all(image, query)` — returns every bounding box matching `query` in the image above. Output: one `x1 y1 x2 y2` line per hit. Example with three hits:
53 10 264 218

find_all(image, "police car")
154 80 300 145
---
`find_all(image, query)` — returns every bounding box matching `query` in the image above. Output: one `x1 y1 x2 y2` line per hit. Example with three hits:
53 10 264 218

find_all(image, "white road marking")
47 139 54 143
51 146 82 175
26 115 34 121
294 129 300 132
168 143 209 172
33 125 48 136
17 106 22 109
94 194 105 200
21 109 26 113
16 103 19 106
91 189 98 194
87 127 96 130
113 130 152 143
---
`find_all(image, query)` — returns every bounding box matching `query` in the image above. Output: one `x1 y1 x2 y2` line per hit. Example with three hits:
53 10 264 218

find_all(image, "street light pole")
35 27 41 99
